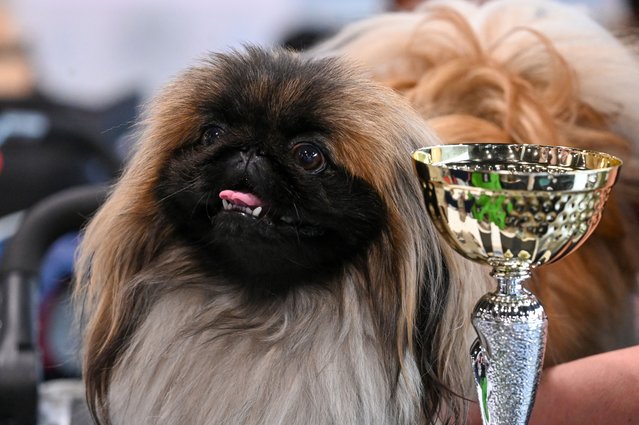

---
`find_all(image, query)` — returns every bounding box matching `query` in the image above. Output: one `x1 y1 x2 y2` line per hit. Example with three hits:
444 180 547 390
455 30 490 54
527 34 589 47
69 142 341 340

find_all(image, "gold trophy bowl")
412 143 621 425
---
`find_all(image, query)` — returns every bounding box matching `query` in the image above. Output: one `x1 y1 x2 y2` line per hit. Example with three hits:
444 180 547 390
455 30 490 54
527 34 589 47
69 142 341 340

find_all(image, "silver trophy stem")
471 270 547 425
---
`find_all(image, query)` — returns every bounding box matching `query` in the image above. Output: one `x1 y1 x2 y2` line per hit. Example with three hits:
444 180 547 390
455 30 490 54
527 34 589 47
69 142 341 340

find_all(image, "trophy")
412 143 621 425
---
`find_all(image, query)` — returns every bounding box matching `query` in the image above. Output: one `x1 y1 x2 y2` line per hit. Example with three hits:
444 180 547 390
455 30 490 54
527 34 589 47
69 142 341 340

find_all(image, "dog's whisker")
190 192 210 219
158 179 199 203
204 192 213 220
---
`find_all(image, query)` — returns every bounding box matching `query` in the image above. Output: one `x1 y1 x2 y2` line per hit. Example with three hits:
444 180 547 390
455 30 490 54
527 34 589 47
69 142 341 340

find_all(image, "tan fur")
312 0 639 365
76 49 493 424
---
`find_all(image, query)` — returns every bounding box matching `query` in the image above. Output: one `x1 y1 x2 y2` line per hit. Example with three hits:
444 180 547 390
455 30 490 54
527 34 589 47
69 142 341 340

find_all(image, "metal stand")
471 271 547 425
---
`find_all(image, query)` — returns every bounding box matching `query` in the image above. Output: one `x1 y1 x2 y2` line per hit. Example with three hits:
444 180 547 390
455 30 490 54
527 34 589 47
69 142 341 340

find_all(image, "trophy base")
471 274 547 425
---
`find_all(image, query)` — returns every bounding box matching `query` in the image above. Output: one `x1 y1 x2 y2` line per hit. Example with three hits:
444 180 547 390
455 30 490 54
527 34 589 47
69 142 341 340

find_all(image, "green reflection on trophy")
412 143 621 425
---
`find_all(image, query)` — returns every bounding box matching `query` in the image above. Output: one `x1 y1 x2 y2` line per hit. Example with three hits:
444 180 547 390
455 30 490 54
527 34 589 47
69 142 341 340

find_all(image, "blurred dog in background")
312 0 639 366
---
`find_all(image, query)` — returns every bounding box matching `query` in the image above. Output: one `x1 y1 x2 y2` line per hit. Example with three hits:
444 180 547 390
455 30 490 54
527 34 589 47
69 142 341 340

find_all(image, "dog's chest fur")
108 283 424 425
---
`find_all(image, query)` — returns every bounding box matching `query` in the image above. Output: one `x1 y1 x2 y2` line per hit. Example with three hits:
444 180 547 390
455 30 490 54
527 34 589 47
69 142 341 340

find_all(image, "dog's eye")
202 126 224 145
292 143 325 172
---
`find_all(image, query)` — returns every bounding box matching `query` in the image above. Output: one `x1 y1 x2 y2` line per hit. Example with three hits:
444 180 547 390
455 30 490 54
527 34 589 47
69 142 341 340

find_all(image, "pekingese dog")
76 47 491 424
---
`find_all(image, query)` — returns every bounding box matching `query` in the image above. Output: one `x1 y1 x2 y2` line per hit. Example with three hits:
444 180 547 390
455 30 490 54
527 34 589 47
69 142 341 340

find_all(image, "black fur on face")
155 48 388 289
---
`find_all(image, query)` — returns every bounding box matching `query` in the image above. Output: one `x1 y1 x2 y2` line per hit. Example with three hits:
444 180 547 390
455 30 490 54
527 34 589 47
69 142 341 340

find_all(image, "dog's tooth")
252 207 262 217
222 199 230 210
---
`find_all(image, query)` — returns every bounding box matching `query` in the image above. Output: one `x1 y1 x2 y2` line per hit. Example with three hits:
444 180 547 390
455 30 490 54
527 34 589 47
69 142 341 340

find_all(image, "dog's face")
153 48 420 288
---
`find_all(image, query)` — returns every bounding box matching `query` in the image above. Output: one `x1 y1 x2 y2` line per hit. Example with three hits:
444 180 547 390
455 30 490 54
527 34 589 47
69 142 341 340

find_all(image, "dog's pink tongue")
219 190 263 207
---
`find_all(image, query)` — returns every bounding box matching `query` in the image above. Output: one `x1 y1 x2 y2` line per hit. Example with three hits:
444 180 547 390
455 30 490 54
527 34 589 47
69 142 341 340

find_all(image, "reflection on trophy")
412 143 622 425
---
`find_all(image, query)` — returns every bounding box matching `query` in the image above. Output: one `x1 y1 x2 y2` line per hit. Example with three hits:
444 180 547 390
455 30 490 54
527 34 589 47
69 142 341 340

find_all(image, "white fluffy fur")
109 283 422 424
106 262 488 425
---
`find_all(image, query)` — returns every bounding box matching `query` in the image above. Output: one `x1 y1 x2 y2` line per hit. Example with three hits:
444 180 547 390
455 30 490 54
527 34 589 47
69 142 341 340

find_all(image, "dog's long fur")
312 0 639 366
76 48 491 424
77 1 639 424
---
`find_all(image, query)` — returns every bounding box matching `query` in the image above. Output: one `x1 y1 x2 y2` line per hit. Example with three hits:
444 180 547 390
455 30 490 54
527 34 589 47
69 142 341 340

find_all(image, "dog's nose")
237 148 264 164
229 148 272 180
238 145 267 156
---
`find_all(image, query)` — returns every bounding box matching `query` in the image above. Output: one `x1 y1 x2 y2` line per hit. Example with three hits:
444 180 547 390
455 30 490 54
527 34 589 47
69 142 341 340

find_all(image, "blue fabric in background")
39 233 79 300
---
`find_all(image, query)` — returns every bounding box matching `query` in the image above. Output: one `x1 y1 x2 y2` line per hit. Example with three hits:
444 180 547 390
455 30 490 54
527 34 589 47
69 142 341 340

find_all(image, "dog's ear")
413 244 452 419
365 128 488 422
74 176 169 421
74 73 206 420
